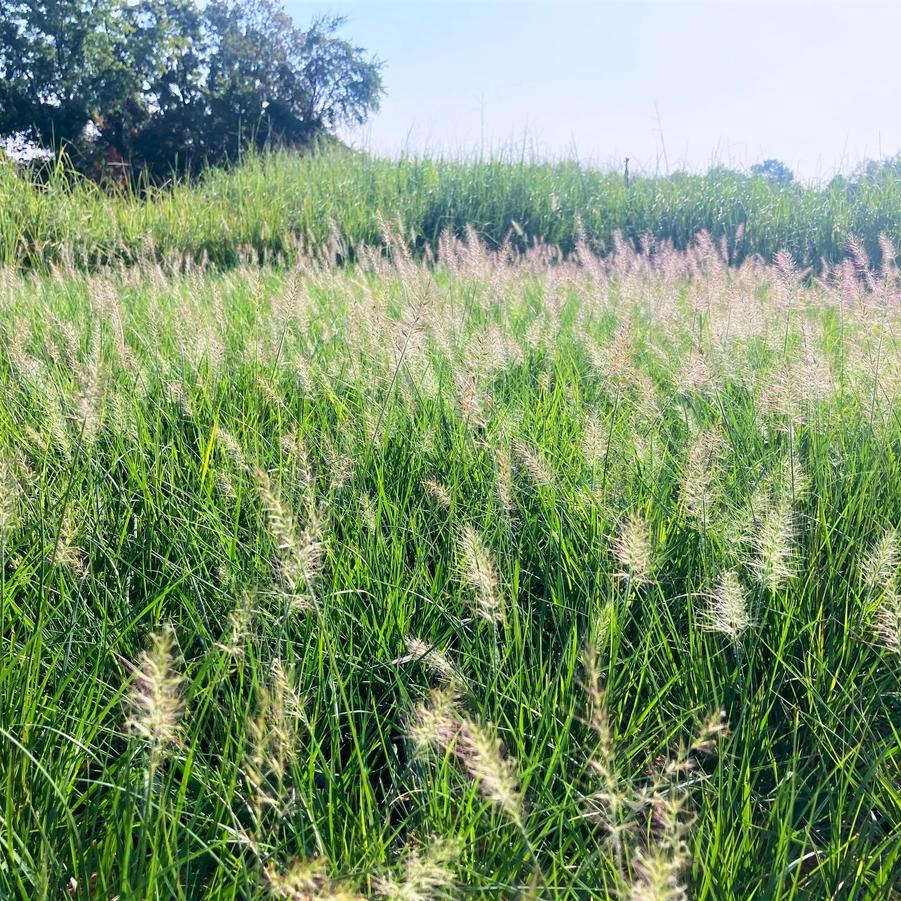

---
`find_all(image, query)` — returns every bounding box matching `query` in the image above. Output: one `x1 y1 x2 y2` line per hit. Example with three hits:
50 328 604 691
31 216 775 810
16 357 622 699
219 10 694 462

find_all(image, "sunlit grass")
0 233 898 898
3 149 901 271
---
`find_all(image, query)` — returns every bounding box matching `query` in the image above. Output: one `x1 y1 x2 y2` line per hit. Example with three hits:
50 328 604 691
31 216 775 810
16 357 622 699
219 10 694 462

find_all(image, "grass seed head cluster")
0 225 898 898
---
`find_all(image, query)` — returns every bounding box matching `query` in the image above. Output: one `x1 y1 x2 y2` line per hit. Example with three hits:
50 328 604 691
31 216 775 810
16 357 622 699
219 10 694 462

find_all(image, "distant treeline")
3 149 901 271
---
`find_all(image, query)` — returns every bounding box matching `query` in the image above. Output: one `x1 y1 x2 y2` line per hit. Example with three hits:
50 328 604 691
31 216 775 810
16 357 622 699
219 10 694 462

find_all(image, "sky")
284 0 901 182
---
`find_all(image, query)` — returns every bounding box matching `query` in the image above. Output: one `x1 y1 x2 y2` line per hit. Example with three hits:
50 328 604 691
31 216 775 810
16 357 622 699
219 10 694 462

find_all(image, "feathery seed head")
263 857 361 901
613 513 653 583
244 660 307 816
873 584 901 654
281 429 314 502
323 434 354 492
217 427 248 471
400 636 462 687
581 644 617 789
53 508 86 576
700 571 752 641
408 688 462 756
681 428 724 532
495 446 515 513
513 438 554 488
255 467 324 610
457 524 504 623
373 837 461 901
259 660 305 761
461 719 522 819
627 785 693 901
408 689 521 818
863 528 899 591
423 477 451 507
0 449 26 537
359 492 377 532
126 625 183 758
217 592 257 659
690 709 729 755
583 412 611 468
75 330 103 445
751 498 795 592
629 844 688 901
165 380 193 417
678 349 714 394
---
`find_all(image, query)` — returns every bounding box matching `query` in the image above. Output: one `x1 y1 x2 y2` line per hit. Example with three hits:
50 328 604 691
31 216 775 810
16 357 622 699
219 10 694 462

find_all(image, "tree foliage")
750 158 795 186
0 0 383 177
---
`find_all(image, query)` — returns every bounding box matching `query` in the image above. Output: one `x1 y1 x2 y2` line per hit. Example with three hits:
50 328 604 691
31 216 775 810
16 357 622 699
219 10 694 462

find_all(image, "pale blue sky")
284 0 901 181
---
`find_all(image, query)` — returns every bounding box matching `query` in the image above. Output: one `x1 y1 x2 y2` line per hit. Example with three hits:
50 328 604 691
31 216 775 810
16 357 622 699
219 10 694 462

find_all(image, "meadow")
4 149 901 273
0 222 898 900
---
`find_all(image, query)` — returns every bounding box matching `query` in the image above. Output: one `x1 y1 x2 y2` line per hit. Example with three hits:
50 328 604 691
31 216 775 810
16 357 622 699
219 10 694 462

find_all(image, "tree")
750 159 794 187
848 153 901 185
0 0 383 177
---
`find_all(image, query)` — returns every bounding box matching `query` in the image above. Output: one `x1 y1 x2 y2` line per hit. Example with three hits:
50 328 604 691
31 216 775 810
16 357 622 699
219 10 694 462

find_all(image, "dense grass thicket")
4 150 901 271
0 233 898 898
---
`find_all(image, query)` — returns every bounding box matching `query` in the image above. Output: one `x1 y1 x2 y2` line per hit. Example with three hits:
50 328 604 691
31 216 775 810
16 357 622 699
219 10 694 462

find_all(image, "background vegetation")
0 0 382 178
3 149 901 271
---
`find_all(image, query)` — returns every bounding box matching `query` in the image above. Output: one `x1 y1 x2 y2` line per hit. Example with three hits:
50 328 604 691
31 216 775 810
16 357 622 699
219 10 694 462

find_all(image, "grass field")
4 150 901 272
0 229 899 899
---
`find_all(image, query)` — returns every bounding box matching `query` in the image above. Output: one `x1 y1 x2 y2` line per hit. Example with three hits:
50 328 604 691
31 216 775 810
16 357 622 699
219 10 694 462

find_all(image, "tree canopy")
750 158 795 187
0 0 383 177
